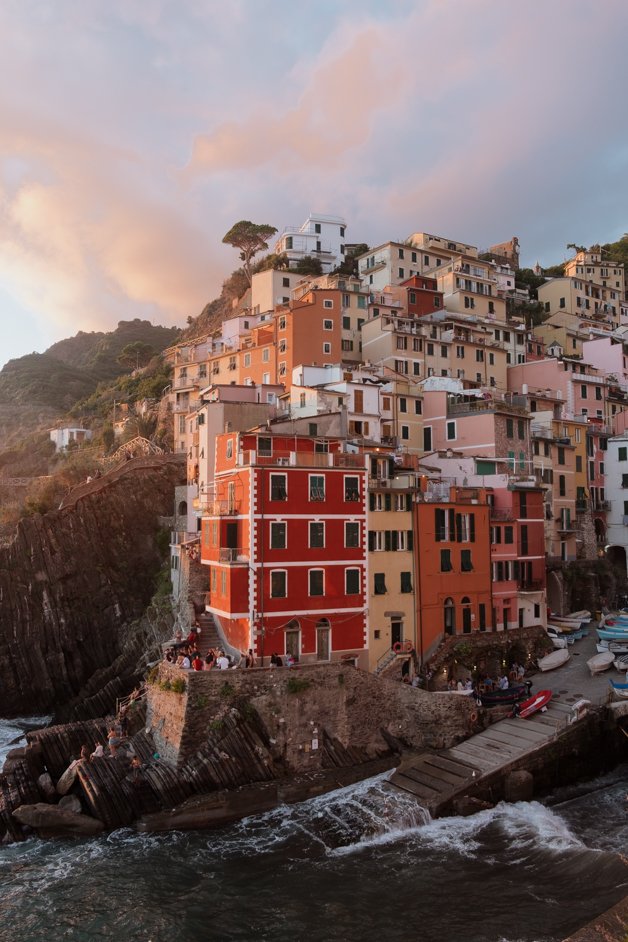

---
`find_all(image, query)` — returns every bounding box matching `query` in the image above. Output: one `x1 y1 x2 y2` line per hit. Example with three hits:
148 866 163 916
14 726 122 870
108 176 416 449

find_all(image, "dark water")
1 721 626 942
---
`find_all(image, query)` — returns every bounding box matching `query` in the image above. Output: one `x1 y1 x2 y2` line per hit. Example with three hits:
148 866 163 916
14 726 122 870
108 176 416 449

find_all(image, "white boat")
587 651 615 675
613 654 628 672
547 622 577 635
597 641 628 654
547 634 568 650
551 617 585 629
567 610 591 620
538 649 570 672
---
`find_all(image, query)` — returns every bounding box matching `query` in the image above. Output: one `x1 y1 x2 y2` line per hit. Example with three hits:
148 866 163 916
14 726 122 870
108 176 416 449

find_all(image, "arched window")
178 500 188 517
444 598 455 636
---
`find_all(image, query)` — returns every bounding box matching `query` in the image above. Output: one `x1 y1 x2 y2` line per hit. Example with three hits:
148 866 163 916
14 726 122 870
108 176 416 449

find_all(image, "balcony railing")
490 508 514 521
517 580 545 592
237 450 366 469
593 500 611 511
219 548 248 564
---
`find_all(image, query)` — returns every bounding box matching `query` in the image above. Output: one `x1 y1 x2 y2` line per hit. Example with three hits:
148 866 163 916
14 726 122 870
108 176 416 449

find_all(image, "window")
622 473 628 489
398 268 404 278
504 526 513 544
400 572 412 593
440 549 452 572
374 573 387 595
270 474 287 501
581 384 587 399
401 425 409 440
399 397 407 413
476 349 484 362
282 277 290 288
559 475 566 497
557 447 565 465
345 568 360 595
278 317 286 331
244 353 251 367
262 348 270 362
309 569 324 596
423 427 432 451
270 522 286 549
619 447 627 461
342 315 351 329
309 522 325 548
518 420 525 440
456 345 465 359
461 549 473 572
258 436 272 457
506 418 514 438
226 439 233 459
446 421 456 441
309 475 325 501
323 299 333 309
323 319 333 330
345 522 360 547
270 570 287 597
323 342 332 354
441 345 448 358
345 476 360 501
576 455 582 472
415 400 422 415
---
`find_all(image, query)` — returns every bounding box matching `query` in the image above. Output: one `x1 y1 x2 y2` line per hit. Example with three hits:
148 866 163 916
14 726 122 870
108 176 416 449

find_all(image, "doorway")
391 619 403 647
316 618 331 661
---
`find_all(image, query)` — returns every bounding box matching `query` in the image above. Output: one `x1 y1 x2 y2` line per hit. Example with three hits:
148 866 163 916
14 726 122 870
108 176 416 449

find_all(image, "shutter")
407 530 413 550
470 514 475 542
385 492 392 511
456 514 462 543
369 493 375 511
406 493 412 512
368 531 375 552
435 508 443 541
391 531 399 551
385 530 391 551
448 509 455 540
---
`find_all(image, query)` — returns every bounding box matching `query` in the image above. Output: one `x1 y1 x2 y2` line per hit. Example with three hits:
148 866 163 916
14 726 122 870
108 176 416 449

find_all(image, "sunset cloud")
0 0 626 367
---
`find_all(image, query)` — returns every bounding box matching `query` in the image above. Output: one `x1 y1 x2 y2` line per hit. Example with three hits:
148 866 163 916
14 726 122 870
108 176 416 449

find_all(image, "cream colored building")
538 276 621 329
564 250 625 302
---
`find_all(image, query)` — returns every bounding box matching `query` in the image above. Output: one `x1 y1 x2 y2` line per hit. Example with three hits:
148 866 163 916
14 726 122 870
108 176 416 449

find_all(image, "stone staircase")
197 612 222 651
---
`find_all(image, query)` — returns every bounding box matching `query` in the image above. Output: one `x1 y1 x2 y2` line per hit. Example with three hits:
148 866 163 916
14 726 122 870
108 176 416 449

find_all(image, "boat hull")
537 649 570 671
517 689 552 718
587 652 615 675
479 683 527 707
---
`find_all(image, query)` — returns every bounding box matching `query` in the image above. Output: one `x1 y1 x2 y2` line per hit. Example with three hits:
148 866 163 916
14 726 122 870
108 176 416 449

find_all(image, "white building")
603 432 628 574
275 213 347 273
49 427 93 451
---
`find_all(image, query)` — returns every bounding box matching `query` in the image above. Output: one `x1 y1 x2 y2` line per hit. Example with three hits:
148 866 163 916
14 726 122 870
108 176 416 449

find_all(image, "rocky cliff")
0 456 185 716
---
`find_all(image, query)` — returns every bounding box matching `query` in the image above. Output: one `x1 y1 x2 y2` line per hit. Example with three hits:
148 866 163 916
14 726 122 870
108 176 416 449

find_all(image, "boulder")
452 796 494 817
58 794 82 814
504 770 534 803
12 803 104 838
56 760 79 795
37 772 57 802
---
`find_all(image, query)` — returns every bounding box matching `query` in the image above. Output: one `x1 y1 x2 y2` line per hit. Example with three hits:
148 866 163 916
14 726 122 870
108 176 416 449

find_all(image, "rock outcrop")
0 456 184 716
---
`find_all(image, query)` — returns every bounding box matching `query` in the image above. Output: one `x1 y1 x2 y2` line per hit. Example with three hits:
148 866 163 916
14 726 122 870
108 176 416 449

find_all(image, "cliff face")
0 457 184 716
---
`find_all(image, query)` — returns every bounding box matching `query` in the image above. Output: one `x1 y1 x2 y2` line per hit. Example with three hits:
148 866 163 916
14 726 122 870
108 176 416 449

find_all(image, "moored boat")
587 651 615 675
537 648 570 671
597 627 628 641
515 689 552 718
609 679 628 700
613 653 628 672
597 641 628 655
567 610 591 620
478 683 527 707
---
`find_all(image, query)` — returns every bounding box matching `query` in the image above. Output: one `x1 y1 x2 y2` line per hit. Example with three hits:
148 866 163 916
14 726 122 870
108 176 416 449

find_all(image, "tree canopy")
294 255 323 276
222 220 277 285
117 341 156 370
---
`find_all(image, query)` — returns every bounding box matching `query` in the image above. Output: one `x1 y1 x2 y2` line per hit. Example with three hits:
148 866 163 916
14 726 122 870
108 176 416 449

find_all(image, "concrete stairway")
197 612 222 651
389 699 574 814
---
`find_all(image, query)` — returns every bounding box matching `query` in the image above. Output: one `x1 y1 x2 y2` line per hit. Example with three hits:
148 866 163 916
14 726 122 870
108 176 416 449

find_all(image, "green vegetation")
222 220 278 285
195 694 209 709
333 243 369 278
170 677 186 694
286 676 311 695
294 255 323 276
219 681 235 699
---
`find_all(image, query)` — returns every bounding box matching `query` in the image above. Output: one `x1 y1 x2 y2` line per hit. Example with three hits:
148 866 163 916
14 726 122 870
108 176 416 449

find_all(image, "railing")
237 450 366 469
207 500 237 516
517 580 545 592
491 508 514 521
219 548 248 563
593 500 611 511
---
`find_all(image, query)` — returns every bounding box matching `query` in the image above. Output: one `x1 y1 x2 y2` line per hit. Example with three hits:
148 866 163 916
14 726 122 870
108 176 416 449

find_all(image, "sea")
0 717 626 942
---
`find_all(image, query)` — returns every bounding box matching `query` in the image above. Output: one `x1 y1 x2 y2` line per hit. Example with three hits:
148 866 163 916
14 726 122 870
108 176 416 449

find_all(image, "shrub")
209 719 224 733
146 666 159 686
195 694 209 709
286 677 311 695
219 682 235 699
171 677 186 695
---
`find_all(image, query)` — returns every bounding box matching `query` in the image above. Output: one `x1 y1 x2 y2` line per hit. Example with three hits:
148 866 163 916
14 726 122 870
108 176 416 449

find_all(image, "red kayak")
514 689 552 719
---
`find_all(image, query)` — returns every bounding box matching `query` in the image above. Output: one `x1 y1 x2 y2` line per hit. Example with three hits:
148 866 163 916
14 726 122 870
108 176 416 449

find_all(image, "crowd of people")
163 626 257 671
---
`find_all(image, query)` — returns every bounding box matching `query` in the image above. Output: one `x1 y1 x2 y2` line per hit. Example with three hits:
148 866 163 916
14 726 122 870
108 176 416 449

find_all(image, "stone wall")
0 458 185 716
147 661 477 769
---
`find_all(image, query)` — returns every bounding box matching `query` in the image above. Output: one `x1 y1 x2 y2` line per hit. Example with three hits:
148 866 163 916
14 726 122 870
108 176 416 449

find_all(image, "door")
391 619 402 647
225 522 238 548
316 626 330 661
286 628 300 659
462 607 472 634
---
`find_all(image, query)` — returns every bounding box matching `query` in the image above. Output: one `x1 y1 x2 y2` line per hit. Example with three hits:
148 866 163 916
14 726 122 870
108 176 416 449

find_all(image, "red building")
489 484 546 630
200 431 368 666
414 485 493 659
401 274 444 318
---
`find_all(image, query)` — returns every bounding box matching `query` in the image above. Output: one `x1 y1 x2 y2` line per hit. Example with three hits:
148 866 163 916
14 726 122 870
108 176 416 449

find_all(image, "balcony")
490 508 514 521
237 450 366 469
219 548 248 564
517 580 545 593
592 500 611 512
208 500 237 516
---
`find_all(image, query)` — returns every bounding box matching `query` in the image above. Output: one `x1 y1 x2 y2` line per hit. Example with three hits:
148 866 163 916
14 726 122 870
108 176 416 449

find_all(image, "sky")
1 0 627 368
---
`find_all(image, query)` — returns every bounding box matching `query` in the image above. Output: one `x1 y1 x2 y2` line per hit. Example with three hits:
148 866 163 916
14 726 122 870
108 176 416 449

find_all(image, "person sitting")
464 678 473 690
179 653 191 670
216 652 230 670
270 652 283 667
517 663 526 680
174 628 183 643
499 675 509 690
247 648 256 668
192 653 204 671
91 742 105 759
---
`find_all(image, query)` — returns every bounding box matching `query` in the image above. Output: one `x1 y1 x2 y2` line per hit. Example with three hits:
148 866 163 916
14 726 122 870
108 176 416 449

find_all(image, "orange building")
414 485 492 660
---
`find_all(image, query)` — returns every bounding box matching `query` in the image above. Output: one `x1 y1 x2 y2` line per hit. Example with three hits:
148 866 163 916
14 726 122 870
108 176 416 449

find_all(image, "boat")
546 630 568 650
515 689 552 718
547 623 578 636
551 617 584 629
478 683 527 707
597 641 628 655
537 649 570 671
609 679 628 700
567 610 591 620
613 654 628 672
587 651 615 675
597 628 628 641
